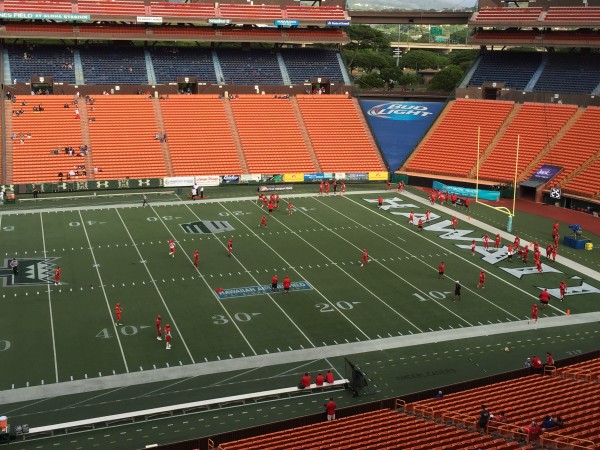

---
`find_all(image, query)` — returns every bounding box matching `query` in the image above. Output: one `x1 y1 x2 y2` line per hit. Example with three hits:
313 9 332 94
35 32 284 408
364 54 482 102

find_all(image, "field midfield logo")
180 220 234 234
0 257 58 287
368 102 433 120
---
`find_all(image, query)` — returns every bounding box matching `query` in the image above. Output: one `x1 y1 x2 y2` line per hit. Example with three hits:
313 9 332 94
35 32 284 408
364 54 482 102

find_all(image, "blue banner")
433 180 500 201
346 173 369 181
361 101 443 171
275 19 299 26
217 281 313 299
326 20 350 27
304 173 334 181
530 165 562 182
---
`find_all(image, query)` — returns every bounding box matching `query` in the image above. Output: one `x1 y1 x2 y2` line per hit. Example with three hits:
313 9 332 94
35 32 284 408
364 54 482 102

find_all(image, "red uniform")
477 270 485 288
530 304 538 323
451 217 457 230
534 250 541 264
315 373 325 386
156 315 162 340
193 249 199 267
507 244 514 261
483 235 489 251
536 260 543 273
325 370 334 383
546 244 553 259
319 181 324 194
465 198 470 209
494 234 501 249
301 373 311 387
539 289 550 308
257 193 264 204
287 202 293 215
514 236 521 248
269 193 275 203
271 274 278 292
325 182 330 194
267 202 274 213
361 249 368 266
425 210 430 223
429 192 435 205
275 194 280 208
551 245 557 261
259 216 267 228
471 240 476 256
534 242 540 253
378 197 383 208
386 180 391 190
165 324 172 349
554 234 560 247
283 275 291 294
227 239 233 256
169 239 176 256
522 246 530 263
559 281 567 301
341 182 346 194
54 267 62 285
115 303 123 324
408 211 414 224
438 262 445 278
417 218 423 231
262 196 269 207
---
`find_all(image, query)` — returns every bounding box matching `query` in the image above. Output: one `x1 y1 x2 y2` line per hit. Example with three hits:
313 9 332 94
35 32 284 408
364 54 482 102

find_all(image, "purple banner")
531 165 562 182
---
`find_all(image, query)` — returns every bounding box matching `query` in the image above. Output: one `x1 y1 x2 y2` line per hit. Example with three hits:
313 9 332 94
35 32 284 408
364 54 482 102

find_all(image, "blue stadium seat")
217 49 283 85
79 47 147 84
281 48 344 84
468 51 542 90
7 45 76 83
533 52 600 94
150 47 217 84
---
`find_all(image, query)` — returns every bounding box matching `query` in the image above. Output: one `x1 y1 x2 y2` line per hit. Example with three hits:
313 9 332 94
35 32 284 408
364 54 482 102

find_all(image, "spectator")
494 411 507 423
325 398 336 421
433 390 444 398
300 372 311 388
58 172 63 182
524 357 533 369
541 415 556 430
315 373 324 386
545 352 554 366
522 420 543 440
325 370 334 384
553 416 564 428
478 404 490 433
531 356 543 373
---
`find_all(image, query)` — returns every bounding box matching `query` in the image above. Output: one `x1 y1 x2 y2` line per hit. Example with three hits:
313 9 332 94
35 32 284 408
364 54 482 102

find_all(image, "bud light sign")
367 102 435 121
361 101 443 170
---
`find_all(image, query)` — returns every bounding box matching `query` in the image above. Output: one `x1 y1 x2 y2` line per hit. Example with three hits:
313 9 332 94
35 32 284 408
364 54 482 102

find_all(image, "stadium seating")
296 95 385 172
10 96 84 183
478 103 577 182
558 357 600 381
471 7 543 22
533 52 600 94
79 47 147 84
527 107 600 186
160 96 242 176
545 6 600 24
562 158 600 197
218 4 283 19
3 0 72 13
4 24 75 34
468 51 542 90
77 0 146 16
86 95 167 179
78 25 147 35
218 49 283 85
8 45 76 83
404 99 515 177
229 96 316 173
150 47 217 84
149 2 215 18
150 27 217 38
281 48 345 84
285 5 347 20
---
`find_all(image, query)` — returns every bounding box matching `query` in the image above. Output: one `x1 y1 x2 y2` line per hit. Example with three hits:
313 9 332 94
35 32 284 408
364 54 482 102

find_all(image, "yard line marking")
117 210 196 364
189 203 318 347
40 213 59 383
78 211 129 373
265 204 424 333
272 359 322 377
210 366 263 387
148 205 257 356
340 196 524 320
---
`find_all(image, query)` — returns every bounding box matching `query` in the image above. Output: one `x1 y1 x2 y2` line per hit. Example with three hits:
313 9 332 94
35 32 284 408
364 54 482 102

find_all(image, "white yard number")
212 313 258 324
146 216 174 222
2 226 14 232
412 291 451 302
218 211 246 217
0 340 11 351
69 221 97 227
316 301 359 312
96 326 141 338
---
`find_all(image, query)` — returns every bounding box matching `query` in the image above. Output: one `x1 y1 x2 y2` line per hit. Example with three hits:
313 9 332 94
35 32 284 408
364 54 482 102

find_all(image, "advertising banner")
530 165 562 182
433 180 500 201
164 176 195 187
346 173 369 181
361 101 444 171
208 18 230 24
261 174 284 183
275 19 299 26
240 174 261 183
137 16 162 23
283 173 304 183
258 185 294 192
0 12 90 20
194 175 220 187
221 175 240 184
368 171 388 181
326 20 350 26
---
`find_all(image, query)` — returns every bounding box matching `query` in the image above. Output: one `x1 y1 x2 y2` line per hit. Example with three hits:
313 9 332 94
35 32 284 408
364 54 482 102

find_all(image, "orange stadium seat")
296 95 385 172
3 0 73 13
527 107 600 186
77 0 146 15
160 95 243 176
562 158 600 197
149 1 215 18
86 95 167 179
229 96 316 174
405 99 515 177
10 95 85 183
218 4 283 19
285 6 347 20
471 7 543 22
478 103 577 182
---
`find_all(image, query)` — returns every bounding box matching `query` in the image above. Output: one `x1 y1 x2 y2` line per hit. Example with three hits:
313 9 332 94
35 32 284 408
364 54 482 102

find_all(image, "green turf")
0 185 598 449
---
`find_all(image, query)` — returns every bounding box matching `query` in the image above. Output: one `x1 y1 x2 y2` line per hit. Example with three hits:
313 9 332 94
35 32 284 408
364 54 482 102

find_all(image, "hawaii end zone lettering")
1 257 58 287
217 281 313 299
180 220 234 234
364 197 600 300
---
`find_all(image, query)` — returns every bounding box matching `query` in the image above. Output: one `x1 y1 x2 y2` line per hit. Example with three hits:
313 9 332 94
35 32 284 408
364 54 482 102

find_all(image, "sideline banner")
433 180 500 201
346 173 368 181
368 171 388 181
221 175 240 184
194 175 220 187
361 101 444 171
240 174 261 183
283 173 304 183
164 176 195 187
258 184 293 192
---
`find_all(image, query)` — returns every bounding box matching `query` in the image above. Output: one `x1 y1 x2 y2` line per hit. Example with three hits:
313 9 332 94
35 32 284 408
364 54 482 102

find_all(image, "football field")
1 186 599 398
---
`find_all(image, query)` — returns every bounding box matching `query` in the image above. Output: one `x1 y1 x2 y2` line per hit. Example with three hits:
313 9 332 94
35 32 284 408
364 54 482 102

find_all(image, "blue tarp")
433 180 500 201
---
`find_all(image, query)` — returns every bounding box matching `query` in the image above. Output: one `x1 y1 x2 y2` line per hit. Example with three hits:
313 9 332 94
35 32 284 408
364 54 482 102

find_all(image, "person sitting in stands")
541 415 557 431
300 372 312 388
315 373 324 386
325 370 334 383
433 390 444 398
494 411 507 423
521 421 543 440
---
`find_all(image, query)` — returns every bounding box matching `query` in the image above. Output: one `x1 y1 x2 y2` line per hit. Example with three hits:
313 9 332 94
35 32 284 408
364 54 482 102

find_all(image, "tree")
449 28 470 44
346 24 391 52
448 49 478 67
380 67 404 84
427 65 464 91
349 50 393 73
399 50 447 71
356 72 385 89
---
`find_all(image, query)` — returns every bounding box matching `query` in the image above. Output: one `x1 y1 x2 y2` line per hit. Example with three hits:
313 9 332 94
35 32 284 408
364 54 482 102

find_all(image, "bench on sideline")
25 379 349 439
18 191 175 203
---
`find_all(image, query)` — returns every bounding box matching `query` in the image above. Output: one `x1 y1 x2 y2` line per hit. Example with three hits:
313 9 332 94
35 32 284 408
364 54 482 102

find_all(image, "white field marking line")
325 357 344 380
218 202 371 340
343 195 566 316
115 209 195 364
4 397 53 415
209 366 263 387
262 203 425 333
61 386 130 409
300 201 471 326
272 359 322 377
186 203 319 346
40 213 59 383
313 198 520 321
147 204 258 356
78 211 129 373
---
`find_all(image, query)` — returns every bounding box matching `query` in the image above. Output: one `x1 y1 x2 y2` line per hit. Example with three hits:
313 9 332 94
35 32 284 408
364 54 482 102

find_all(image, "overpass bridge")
348 10 472 25
390 42 481 53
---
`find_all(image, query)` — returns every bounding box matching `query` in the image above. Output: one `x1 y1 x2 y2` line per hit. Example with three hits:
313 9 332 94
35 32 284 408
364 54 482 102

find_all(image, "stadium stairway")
2 50 11 85
467 103 522 178
289 96 322 172
151 98 174 177
222 97 250 174
212 50 226 85
275 52 292 85
73 49 85 85
144 49 157 85
524 54 547 92
3 100 13 182
77 98 96 180
517 106 585 180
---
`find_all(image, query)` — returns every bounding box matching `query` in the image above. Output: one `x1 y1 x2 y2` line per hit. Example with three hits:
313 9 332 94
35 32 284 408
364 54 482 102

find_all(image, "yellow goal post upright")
474 126 519 232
